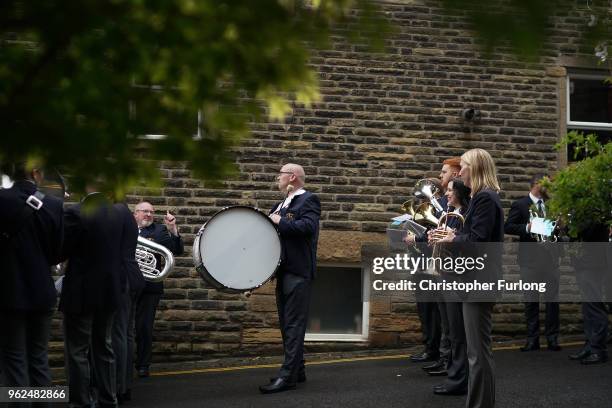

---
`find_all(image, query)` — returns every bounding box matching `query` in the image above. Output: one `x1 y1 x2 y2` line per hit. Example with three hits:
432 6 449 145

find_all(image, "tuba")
414 179 444 213
136 236 175 282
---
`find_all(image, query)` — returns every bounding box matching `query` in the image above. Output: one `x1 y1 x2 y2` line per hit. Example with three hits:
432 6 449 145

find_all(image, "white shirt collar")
529 192 543 206
275 188 306 212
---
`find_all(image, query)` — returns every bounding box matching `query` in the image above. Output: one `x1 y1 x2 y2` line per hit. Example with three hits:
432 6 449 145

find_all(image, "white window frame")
305 263 369 342
141 110 203 140
566 73 612 131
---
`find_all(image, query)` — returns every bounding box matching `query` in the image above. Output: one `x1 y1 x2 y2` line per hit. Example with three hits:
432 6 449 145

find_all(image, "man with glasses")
133 201 183 378
259 164 321 394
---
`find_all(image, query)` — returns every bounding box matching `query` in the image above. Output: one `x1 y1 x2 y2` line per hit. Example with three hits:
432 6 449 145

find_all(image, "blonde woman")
440 148 504 408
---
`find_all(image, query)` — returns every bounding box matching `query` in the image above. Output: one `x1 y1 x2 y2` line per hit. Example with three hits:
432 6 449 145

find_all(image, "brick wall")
49 0 607 366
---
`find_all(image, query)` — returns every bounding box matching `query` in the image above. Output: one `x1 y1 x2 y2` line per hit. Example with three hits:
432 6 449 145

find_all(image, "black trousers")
442 302 468 392
63 310 116 408
463 302 495 408
520 265 560 343
0 309 53 387
276 273 311 381
577 267 609 354
112 287 137 394
416 301 441 356
135 292 161 369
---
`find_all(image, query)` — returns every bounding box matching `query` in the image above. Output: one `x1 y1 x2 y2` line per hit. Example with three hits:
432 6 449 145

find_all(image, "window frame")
566 73 612 131
305 263 370 343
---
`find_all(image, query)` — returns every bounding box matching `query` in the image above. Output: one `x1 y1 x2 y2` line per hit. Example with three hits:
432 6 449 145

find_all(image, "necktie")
537 200 544 217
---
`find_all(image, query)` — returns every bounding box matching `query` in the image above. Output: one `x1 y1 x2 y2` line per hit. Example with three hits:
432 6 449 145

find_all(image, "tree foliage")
2 0 612 197
544 132 612 237
0 0 388 195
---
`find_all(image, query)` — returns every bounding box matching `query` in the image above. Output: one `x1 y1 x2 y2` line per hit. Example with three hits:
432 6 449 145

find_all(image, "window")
129 84 203 140
566 73 612 161
305 265 369 342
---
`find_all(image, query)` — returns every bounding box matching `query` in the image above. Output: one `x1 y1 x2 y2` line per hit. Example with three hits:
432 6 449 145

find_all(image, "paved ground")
121 344 611 408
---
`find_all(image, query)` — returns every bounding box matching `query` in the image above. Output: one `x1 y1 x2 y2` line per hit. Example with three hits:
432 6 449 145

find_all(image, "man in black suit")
60 191 136 407
504 173 561 352
112 203 145 403
0 163 64 389
568 223 609 365
259 163 321 394
134 201 183 378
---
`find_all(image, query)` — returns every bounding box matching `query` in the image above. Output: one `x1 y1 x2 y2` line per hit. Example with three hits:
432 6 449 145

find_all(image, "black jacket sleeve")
278 194 321 238
504 198 530 240
453 192 498 243
155 224 184 256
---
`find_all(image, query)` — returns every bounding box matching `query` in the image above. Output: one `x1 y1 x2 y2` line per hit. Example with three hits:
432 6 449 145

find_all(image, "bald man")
259 163 321 394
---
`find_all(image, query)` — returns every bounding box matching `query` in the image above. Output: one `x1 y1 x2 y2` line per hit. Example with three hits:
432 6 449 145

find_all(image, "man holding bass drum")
260 163 321 394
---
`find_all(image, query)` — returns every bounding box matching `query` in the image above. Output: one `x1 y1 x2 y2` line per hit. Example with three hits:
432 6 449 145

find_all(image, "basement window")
305 265 369 342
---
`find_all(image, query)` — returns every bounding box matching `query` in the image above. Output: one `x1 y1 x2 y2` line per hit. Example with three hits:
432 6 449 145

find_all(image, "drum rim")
193 205 282 293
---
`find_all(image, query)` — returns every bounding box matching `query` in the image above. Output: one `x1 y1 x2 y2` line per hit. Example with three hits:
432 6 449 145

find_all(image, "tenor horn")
136 236 175 282
414 179 444 213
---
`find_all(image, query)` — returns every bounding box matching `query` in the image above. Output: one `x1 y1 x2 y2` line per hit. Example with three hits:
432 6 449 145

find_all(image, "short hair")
134 201 153 211
461 148 500 194
530 173 546 187
4 161 31 181
442 157 461 170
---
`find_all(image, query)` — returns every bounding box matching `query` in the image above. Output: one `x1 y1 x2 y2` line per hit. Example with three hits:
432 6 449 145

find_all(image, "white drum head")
195 206 281 291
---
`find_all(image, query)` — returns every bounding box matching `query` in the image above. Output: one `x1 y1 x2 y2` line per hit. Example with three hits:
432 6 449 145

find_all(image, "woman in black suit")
429 178 472 395
439 148 504 408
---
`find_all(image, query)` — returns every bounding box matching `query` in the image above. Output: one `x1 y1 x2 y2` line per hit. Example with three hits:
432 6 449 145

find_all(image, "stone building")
49 0 612 365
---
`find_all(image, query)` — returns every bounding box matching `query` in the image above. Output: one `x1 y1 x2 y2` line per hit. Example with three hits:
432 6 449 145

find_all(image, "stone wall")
49 0 606 366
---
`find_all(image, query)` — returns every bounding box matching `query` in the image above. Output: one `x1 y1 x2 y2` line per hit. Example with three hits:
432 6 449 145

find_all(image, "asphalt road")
123 345 611 408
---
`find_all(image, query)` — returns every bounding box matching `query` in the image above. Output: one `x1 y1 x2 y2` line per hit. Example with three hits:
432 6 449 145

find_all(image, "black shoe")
547 341 562 351
580 353 608 365
422 358 446 371
569 349 591 360
410 351 439 363
137 367 150 378
259 377 297 394
427 369 448 377
269 372 306 383
520 341 540 352
117 390 131 405
433 385 467 396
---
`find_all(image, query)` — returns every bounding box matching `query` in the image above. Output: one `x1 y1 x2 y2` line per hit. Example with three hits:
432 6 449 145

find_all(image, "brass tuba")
136 236 175 282
414 179 444 213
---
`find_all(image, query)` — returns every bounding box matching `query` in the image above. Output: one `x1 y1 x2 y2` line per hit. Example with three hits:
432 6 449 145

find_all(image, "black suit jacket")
454 189 504 244
453 189 504 294
59 194 135 314
270 191 321 280
504 196 536 243
139 223 184 294
504 195 559 267
0 181 64 311
116 203 145 296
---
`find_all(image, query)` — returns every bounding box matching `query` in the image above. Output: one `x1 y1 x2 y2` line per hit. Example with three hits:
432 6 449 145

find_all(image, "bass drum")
193 206 282 293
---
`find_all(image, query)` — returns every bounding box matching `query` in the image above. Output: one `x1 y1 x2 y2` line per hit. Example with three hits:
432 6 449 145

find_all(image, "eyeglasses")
278 171 294 176
136 209 154 215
